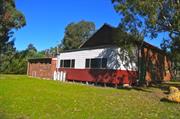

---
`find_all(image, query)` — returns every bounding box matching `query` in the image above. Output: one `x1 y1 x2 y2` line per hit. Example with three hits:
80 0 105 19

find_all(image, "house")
27 58 57 79
27 24 173 86
56 24 173 86
139 42 173 84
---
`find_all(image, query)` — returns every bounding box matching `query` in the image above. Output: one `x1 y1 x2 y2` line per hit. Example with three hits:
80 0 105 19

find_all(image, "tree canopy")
0 0 26 73
0 43 47 74
0 0 26 49
112 0 179 39
62 20 96 50
112 0 180 75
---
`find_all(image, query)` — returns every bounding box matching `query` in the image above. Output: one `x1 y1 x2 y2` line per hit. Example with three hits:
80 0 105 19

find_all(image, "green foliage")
0 0 26 74
112 27 143 54
0 75 180 119
0 0 26 30
62 20 95 50
0 44 46 74
112 0 180 80
112 0 179 52
42 47 59 58
0 0 26 51
112 0 179 38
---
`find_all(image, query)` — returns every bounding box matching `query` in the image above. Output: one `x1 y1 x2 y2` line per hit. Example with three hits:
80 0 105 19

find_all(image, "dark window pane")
91 58 101 68
64 60 71 68
85 59 90 68
60 60 64 67
102 58 107 68
71 59 75 68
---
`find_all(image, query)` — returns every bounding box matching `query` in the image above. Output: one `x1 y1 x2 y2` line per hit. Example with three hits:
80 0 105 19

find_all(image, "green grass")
0 75 180 119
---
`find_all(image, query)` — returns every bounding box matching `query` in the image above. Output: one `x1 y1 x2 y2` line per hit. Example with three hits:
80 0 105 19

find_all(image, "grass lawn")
0 75 180 119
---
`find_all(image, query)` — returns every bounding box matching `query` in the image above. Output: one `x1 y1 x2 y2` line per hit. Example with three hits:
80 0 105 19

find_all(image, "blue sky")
14 0 163 51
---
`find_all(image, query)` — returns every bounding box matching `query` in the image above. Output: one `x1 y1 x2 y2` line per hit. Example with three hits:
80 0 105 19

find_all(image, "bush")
169 86 179 93
165 86 180 103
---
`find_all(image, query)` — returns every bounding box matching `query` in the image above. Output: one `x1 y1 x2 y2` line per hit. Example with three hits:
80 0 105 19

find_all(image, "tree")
0 40 16 73
27 43 37 52
0 0 26 73
112 0 179 53
112 0 180 81
62 20 95 50
0 0 26 50
0 43 46 74
25 43 37 57
112 0 179 39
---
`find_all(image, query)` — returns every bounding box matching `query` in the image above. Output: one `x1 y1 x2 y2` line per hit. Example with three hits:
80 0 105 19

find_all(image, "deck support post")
115 84 118 88
104 83 106 87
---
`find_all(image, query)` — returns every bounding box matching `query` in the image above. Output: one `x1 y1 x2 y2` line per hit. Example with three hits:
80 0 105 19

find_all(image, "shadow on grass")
151 82 180 91
152 84 169 91
133 87 153 93
160 98 180 104
0 112 7 119
116 81 180 93
117 86 153 93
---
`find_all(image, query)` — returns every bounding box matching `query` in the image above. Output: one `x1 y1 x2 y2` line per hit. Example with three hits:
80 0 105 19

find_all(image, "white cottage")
56 24 138 86
56 24 172 86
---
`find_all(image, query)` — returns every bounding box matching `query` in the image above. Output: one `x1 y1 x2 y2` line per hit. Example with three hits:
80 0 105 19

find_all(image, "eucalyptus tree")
0 0 26 73
112 0 180 82
62 20 96 50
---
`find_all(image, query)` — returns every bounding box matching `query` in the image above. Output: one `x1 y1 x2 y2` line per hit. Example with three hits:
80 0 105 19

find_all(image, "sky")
14 0 163 51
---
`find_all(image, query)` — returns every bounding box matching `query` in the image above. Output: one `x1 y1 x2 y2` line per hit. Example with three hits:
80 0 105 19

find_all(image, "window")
85 58 107 69
91 58 101 68
102 58 107 68
71 59 75 68
60 59 75 68
64 60 71 68
85 59 90 68
60 60 64 67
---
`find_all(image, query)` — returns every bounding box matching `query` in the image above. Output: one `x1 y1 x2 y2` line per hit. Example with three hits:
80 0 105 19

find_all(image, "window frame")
85 58 107 69
59 59 75 68
101 58 107 68
85 59 90 68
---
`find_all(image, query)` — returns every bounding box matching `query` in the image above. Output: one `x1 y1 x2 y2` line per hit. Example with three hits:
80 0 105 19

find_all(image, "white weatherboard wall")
57 46 138 71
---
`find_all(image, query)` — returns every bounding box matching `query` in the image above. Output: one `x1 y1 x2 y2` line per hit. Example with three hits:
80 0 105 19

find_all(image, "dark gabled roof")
59 23 167 55
142 42 164 54
80 24 115 48
58 45 116 53
80 24 166 55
